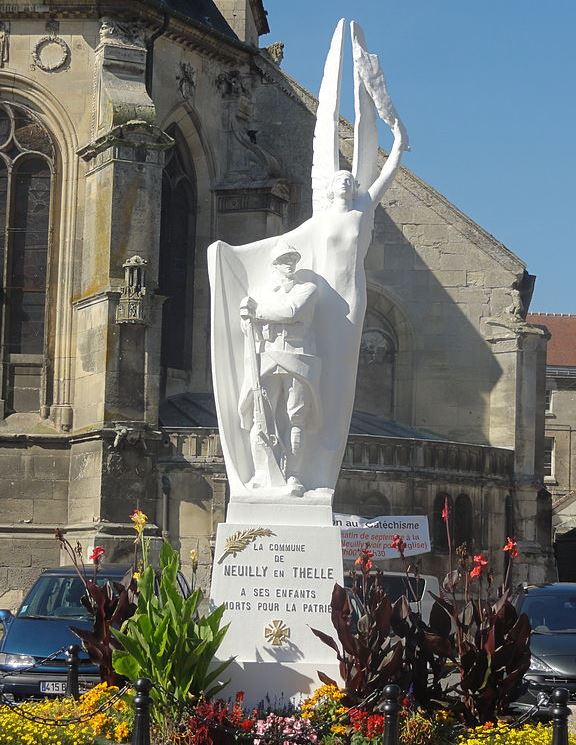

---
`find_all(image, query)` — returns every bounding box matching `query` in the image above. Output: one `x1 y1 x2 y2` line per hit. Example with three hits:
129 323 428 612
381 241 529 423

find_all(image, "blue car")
0 564 190 700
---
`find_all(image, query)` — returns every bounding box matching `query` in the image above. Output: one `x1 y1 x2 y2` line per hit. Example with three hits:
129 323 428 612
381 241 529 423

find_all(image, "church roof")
159 391 447 441
144 0 239 41
527 313 576 368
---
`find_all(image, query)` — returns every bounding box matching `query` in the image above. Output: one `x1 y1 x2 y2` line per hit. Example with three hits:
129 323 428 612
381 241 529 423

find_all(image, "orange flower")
391 534 407 558
503 536 519 559
472 553 488 567
469 564 483 579
355 547 374 572
441 496 450 522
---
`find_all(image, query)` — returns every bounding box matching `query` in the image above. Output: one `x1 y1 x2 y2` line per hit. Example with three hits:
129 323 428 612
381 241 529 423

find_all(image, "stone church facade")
0 0 553 608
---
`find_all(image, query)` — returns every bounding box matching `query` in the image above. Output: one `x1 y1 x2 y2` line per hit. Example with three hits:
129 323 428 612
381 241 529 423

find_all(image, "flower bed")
24 510 570 745
458 721 576 745
1 683 575 745
0 683 132 745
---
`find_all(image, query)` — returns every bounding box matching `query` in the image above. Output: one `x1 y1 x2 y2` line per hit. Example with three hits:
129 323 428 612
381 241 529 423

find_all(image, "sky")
261 2 575 314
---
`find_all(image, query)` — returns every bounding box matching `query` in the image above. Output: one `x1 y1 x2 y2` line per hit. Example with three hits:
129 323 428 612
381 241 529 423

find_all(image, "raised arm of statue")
368 118 408 206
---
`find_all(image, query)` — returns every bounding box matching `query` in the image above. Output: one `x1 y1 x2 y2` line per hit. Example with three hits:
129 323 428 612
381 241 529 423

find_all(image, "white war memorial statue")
208 19 408 506
208 19 409 701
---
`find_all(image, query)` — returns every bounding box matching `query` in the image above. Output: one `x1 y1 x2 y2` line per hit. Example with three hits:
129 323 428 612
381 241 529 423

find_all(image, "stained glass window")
0 102 54 414
158 127 197 372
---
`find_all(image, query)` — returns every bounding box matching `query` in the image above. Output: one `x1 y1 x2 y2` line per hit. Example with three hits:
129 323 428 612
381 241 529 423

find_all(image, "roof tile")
527 313 576 367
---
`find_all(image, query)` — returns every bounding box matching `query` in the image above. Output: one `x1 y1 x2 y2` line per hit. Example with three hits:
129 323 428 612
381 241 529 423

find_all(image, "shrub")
112 540 232 734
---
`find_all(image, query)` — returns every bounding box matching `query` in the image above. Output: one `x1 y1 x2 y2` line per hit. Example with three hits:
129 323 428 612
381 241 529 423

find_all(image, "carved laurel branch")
220 528 276 561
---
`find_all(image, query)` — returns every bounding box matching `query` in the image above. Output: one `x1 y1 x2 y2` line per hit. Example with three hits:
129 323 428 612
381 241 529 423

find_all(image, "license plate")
40 681 67 694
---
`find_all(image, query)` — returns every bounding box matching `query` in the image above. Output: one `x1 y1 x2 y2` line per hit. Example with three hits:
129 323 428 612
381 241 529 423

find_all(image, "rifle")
245 317 286 487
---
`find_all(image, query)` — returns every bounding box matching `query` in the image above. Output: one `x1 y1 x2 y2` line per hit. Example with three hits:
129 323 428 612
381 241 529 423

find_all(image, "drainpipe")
146 5 170 97
161 474 171 539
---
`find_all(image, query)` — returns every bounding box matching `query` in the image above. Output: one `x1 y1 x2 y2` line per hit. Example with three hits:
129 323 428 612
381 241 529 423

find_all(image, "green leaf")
112 650 141 680
111 626 149 667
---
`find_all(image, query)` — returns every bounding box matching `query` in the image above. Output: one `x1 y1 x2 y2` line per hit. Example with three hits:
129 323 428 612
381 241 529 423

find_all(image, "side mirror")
0 609 13 624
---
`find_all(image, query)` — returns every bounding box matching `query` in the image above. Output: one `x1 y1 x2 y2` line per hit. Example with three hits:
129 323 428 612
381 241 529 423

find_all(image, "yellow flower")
130 508 148 534
115 721 130 741
331 723 347 735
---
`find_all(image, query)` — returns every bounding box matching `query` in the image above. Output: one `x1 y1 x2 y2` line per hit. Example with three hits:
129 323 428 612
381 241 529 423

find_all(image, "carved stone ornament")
116 255 148 325
177 61 196 102
32 35 70 72
265 41 284 65
215 69 249 98
219 527 276 561
99 17 146 48
0 22 9 68
264 619 291 646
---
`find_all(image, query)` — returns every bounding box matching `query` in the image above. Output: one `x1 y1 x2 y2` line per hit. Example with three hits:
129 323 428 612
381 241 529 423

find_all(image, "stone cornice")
0 2 256 65
0 432 69 445
77 121 173 161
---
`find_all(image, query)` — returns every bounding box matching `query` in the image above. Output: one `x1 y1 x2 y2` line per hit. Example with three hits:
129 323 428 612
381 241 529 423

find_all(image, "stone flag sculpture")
208 20 409 501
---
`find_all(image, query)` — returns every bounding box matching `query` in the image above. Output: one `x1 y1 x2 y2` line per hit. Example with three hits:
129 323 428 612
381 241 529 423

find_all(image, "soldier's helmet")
270 241 301 265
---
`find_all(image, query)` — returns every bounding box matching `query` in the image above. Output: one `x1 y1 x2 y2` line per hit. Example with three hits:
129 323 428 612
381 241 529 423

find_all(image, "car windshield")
522 590 576 633
18 575 118 620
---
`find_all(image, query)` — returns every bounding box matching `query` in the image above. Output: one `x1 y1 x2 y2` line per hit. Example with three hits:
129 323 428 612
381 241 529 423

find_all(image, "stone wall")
0 438 69 608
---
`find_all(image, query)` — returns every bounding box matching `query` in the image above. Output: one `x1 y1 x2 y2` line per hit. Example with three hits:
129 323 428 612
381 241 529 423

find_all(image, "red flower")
441 496 450 522
366 714 385 738
503 537 519 559
89 546 105 563
235 691 245 703
355 547 374 572
240 719 253 731
472 553 488 567
391 534 407 558
469 564 483 579
349 709 369 732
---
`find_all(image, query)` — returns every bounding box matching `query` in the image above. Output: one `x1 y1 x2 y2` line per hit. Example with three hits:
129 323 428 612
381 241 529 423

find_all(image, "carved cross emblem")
264 619 290 646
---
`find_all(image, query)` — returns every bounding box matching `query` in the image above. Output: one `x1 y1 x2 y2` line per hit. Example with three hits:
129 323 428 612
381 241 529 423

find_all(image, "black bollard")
382 684 401 745
132 678 153 745
65 644 80 700
551 688 571 745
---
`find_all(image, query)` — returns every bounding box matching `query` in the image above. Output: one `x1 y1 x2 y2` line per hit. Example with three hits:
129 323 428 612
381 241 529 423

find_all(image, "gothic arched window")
454 494 473 549
0 102 55 415
362 490 391 515
356 311 397 418
158 126 197 375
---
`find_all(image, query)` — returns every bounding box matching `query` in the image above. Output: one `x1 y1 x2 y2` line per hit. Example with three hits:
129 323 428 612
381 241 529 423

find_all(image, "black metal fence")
1 654 573 745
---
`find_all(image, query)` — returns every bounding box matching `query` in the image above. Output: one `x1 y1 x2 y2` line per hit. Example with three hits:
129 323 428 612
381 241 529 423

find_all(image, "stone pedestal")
210 502 343 705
